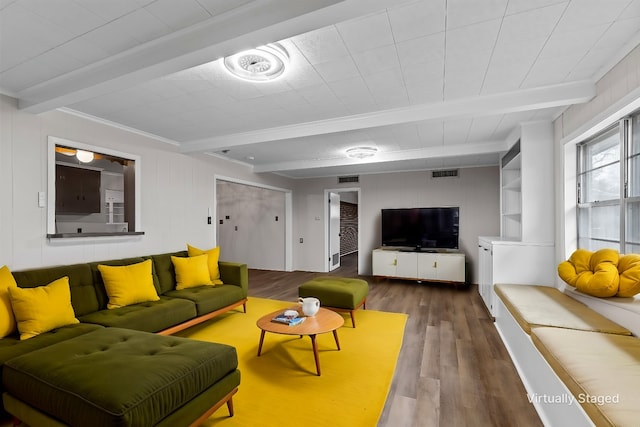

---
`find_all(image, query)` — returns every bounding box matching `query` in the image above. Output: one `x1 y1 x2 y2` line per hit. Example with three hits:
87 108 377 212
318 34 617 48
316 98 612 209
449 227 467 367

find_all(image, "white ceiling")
1 0 639 178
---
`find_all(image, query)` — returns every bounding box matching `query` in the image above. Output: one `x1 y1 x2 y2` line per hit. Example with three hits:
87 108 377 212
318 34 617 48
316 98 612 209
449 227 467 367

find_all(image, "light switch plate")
38 191 46 207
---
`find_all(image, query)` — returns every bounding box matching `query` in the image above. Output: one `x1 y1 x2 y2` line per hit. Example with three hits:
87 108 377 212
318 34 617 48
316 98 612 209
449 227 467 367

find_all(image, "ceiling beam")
253 140 507 173
180 80 595 154
17 0 396 113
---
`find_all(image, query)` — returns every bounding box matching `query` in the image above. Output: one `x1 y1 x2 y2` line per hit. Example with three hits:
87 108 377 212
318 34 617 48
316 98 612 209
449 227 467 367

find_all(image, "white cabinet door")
396 252 418 278
478 240 494 313
435 254 465 282
374 249 465 283
417 253 438 280
372 250 397 277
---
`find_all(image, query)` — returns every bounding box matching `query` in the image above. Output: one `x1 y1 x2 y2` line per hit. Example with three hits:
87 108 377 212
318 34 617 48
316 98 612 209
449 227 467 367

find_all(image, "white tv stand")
372 248 466 284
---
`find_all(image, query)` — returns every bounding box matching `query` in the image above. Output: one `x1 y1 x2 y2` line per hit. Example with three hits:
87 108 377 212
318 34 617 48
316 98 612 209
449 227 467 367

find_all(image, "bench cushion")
3 327 240 427
299 277 369 309
531 327 640 427
494 284 631 335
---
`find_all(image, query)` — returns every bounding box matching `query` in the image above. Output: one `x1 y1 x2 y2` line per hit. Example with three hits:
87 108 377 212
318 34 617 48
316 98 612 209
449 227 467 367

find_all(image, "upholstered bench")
493 283 633 426
532 327 640 427
494 283 631 335
299 277 369 327
2 328 240 427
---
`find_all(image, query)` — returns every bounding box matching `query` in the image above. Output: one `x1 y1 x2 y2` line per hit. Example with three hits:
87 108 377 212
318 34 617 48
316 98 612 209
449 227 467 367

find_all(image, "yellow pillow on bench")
187 244 223 285
558 249 619 297
8 277 79 340
97 260 159 309
618 254 640 297
171 255 212 290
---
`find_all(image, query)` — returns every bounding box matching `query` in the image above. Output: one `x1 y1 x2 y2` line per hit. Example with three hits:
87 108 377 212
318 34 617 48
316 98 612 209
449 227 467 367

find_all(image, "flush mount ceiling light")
224 43 289 82
346 147 378 159
75 149 94 163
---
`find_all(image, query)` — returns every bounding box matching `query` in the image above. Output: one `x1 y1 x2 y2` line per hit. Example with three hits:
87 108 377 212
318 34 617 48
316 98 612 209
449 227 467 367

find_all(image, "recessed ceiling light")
224 43 289 82
346 147 377 159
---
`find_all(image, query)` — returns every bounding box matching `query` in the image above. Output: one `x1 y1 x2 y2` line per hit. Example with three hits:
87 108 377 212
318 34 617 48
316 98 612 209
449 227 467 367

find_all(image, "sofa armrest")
219 262 248 296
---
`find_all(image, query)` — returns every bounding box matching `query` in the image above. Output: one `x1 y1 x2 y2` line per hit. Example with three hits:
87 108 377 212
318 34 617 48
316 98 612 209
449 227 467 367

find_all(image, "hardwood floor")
249 253 543 427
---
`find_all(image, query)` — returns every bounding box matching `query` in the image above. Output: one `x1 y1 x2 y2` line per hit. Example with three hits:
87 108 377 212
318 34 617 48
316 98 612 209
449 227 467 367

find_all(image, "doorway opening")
324 188 360 274
215 176 292 271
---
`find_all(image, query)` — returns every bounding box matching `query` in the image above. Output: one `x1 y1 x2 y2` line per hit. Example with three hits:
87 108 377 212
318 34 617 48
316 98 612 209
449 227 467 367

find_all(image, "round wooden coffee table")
256 307 344 376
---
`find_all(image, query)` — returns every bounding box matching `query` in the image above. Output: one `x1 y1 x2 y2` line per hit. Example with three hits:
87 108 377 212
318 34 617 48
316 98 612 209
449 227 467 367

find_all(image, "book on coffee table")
272 314 305 326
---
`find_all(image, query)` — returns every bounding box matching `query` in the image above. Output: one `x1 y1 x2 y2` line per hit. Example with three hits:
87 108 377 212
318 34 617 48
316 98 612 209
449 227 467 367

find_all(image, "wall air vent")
431 169 459 178
338 175 359 183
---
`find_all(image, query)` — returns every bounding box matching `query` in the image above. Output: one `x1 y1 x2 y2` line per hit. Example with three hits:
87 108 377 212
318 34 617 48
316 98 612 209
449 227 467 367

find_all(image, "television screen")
381 207 459 250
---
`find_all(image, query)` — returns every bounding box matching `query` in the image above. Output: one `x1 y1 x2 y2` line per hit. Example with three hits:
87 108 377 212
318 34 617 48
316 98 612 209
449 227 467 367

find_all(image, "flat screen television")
381 207 459 250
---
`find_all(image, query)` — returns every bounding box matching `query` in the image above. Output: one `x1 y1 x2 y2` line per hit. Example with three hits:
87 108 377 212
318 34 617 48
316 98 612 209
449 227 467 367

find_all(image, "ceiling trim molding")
180 80 595 154
253 140 507 173
16 0 395 114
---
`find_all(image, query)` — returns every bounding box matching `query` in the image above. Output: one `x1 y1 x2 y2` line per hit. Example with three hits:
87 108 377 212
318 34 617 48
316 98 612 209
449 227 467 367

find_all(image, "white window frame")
576 116 637 253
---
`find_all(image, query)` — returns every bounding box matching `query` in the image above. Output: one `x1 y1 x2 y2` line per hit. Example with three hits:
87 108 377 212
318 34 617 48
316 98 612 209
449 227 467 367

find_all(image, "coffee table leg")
333 329 341 350
310 334 321 376
257 330 266 356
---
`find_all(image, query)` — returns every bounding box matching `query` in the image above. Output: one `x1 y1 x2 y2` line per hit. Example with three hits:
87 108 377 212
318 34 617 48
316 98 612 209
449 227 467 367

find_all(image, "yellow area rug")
176 297 407 427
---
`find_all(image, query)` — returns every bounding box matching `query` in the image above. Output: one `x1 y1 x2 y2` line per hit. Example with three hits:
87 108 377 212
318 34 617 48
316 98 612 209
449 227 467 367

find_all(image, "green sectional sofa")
0 250 248 425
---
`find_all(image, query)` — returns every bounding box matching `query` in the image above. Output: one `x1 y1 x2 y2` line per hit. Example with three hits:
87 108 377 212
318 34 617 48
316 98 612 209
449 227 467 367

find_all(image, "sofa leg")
243 302 247 313
227 396 234 417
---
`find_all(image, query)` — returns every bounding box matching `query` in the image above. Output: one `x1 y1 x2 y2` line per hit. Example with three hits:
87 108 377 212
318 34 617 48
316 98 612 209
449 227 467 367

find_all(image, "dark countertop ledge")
47 231 145 239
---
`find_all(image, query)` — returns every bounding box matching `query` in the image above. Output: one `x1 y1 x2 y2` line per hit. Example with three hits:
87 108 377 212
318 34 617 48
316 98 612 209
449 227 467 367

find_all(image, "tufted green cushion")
0 323 104 417
3 327 240 427
78 296 195 332
299 277 369 309
164 285 245 316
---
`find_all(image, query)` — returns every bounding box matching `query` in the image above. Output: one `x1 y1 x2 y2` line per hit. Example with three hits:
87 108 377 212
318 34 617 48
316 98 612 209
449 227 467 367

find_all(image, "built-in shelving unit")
478 122 556 316
500 140 522 240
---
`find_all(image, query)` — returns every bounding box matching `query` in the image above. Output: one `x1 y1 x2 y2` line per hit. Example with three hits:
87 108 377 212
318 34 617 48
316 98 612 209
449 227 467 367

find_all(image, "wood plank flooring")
248 253 543 427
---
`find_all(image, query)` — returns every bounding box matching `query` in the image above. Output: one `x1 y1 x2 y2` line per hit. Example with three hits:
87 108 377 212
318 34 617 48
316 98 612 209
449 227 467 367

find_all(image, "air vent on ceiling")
338 175 359 183
431 169 459 178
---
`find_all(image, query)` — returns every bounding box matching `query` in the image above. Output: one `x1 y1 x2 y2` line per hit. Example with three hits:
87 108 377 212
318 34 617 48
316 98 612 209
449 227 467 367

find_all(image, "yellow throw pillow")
171 255 213 290
97 260 159 309
558 249 620 297
8 277 79 340
0 266 17 338
618 254 640 297
187 244 223 285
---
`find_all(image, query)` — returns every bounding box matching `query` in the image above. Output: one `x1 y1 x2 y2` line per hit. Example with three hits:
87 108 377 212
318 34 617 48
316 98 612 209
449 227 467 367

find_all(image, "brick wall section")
340 201 358 255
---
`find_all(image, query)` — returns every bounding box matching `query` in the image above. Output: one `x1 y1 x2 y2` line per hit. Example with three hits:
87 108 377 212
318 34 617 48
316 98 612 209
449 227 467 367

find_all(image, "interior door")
328 192 340 271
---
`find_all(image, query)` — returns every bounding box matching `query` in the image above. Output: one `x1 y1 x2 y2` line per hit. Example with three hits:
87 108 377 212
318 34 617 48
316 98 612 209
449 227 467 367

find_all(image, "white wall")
553 44 640 269
0 95 293 270
216 180 286 270
1 93 501 281
293 167 500 283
